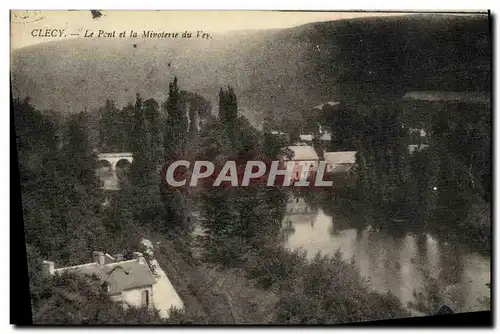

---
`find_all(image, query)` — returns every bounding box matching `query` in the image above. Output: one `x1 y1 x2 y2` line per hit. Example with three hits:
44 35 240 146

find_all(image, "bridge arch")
116 159 132 179
116 159 132 169
97 159 112 170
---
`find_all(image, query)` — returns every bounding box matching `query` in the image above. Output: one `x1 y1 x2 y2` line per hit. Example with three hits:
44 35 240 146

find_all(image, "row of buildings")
282 143 430 184
283 145 357 182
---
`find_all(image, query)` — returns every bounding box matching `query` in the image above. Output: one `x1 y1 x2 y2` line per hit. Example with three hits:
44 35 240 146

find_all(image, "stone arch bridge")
97 152 133 171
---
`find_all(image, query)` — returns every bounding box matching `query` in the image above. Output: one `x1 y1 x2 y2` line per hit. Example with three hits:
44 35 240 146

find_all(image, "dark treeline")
15 96 165 323
96 85 211 155
14 75 214 323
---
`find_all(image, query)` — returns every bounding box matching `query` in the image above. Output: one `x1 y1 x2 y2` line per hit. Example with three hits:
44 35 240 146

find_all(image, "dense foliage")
310 93 491 245
194 88 410 324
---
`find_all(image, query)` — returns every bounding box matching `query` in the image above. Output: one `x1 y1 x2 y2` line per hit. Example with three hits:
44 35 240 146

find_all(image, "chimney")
133 252 145 265
42 260 55 276
93 251 105 266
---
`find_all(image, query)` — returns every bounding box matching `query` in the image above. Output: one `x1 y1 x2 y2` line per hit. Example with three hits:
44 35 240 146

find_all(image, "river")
281 195 491 315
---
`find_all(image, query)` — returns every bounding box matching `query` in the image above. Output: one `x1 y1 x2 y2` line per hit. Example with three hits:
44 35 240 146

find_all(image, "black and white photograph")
10 9 492 325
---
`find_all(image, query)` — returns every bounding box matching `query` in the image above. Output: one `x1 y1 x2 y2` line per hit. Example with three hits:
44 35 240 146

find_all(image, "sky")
10 10 414 50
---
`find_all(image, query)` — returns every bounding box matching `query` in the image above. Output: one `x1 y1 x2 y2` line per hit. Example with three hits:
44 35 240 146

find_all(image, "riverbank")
300 184 491 256
282 193 491 316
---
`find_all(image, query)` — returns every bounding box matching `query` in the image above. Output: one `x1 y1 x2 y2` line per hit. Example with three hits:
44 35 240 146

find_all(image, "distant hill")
11 14 491 129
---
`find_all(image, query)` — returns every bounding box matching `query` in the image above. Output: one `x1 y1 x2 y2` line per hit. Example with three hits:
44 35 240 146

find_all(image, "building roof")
54 259 156 295
324 151 357 165
286 145 319 161
319 132 332 141
402 91 490 104
270 130 288 136
299 134 314 142
313 101 340 110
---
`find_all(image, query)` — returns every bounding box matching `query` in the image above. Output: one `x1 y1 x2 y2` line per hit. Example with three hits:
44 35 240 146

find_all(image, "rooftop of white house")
43 251 157 295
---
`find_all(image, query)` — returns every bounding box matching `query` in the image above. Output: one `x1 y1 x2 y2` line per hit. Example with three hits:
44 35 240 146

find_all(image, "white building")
408 144 429 154
318 132 332 141
269 130 290 142
324 151 357 174
296 125 332 144
299 134 314 142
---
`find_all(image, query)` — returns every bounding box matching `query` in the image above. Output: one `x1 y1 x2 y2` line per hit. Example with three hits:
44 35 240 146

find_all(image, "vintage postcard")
11 10 491 325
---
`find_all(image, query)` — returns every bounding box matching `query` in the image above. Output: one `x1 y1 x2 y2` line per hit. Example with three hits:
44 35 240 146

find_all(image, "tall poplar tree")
61 112 100 192
130 93 154 186
164 77 188 158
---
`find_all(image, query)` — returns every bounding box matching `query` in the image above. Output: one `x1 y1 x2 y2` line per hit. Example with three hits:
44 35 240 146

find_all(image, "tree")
201 184 284 266
98 99 121 152
164 76 188 158
181 91 211 137
32 272 165 324
61 112 100 192
198 98 287 266
218 86 238 146
218 86 237 124
16 99 107 264
120 102 136 151
130 93 156 186
143 98 162 161
274 253 409 324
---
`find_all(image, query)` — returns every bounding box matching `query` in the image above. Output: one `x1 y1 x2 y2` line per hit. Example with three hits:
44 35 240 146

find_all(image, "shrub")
246 246 306 289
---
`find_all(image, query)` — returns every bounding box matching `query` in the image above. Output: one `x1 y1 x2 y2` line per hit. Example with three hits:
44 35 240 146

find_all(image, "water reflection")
281 195 491 314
